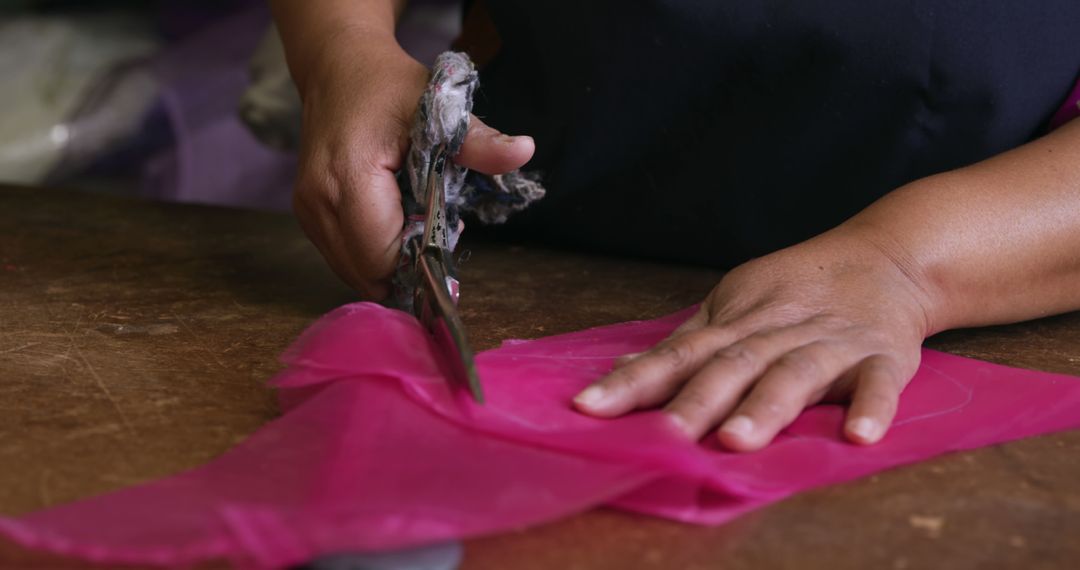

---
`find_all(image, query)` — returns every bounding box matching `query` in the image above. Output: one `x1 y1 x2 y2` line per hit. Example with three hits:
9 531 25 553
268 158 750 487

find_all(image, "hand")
573 227 938 451
292 35 534 299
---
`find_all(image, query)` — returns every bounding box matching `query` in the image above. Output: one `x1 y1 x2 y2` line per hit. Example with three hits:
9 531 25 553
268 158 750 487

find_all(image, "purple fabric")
139 0 459 212
142 2 295 211
1050 76 1080 130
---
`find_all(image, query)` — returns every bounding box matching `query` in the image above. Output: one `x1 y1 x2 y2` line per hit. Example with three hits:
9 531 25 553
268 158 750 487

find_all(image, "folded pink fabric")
3 303 1079 569
1049 76 1080 130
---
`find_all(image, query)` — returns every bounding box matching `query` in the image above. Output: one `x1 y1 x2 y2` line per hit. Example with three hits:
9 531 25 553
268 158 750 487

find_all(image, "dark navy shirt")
470 1 1080 267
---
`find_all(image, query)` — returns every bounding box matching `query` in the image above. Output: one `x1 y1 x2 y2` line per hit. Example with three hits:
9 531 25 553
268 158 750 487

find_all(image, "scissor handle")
421 144 450 254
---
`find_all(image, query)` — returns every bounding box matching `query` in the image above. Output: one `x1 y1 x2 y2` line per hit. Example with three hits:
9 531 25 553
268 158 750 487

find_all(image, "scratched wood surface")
1 185 1078 569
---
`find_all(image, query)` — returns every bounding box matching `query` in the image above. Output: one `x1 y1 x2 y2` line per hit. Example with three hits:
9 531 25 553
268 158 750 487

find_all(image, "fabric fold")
3 302 1078 569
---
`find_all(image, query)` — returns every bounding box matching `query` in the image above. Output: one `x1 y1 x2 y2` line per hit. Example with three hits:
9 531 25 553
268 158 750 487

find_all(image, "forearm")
269 0 409 94
843 119 1080 334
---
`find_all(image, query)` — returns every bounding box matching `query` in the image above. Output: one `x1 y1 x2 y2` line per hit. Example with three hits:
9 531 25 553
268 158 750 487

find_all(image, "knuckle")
672 388 714 417
744 387 788 414
863 355 907 389
808 313 851 331
293 170 339 211
715 342 758 372
738 401 787 429
605 367 647 394
308 145 383 195
862 359 894 380
860 389 898 413
323 156 361 194
854 328 892 350
652 342 694 370
774 349 823 379
752 388 818 425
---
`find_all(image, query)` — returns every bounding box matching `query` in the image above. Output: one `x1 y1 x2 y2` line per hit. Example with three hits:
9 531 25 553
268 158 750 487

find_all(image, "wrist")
298 33 428 139
290 24 410 99
819 221 945 339
842 173 994 335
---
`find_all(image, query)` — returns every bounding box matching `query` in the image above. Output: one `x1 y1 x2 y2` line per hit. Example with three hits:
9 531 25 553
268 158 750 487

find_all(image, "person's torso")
469 0 1080 266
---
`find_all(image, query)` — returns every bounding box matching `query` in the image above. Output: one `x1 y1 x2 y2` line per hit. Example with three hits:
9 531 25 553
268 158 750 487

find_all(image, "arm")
851 118 1080 332
574 119 1080 450
270 0 406 95
270 0 406 90
269 0 534 299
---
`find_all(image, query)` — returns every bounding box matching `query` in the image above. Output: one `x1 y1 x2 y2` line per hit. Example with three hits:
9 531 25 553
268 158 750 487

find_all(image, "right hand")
293 35 535 299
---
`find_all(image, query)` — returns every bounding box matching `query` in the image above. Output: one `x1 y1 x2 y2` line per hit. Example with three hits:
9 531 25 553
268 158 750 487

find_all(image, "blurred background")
0 0 461 211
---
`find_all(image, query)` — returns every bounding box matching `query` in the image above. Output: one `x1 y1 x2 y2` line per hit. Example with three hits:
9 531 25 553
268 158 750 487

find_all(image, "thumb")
454 114 535 174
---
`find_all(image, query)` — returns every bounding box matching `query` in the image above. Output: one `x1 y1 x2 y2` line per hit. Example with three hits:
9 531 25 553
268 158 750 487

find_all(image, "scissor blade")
417 249 484 404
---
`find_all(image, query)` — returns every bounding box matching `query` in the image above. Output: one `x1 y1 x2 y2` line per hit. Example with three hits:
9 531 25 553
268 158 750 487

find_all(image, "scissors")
397 51 541 404
405 142 484 404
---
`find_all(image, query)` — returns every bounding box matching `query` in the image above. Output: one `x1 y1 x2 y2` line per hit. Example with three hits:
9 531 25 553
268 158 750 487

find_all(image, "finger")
718 340 862 451
844 354 906 445
454 114 535 174
612 308 708 368
663 323 833 438
333 168 405 300
573 326 743 417
294 192 376 294
612 352 644 368
670 306 710 337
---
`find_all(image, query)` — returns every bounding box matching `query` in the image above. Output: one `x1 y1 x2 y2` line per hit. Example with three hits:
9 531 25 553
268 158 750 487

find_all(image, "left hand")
572 225 939 451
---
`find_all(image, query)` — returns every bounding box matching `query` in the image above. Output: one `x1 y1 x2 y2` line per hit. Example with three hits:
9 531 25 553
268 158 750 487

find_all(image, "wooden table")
2 185 1078 569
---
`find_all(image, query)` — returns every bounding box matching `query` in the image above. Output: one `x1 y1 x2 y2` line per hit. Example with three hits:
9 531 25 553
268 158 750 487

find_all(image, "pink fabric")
1049 76 1080 130
3 303 1080 569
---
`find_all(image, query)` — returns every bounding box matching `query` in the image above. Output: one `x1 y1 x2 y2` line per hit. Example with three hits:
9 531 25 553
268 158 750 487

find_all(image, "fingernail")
721 416 755 439
499 134 533 146
613 352 642 367
573 385 607 408
849 417 880 442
